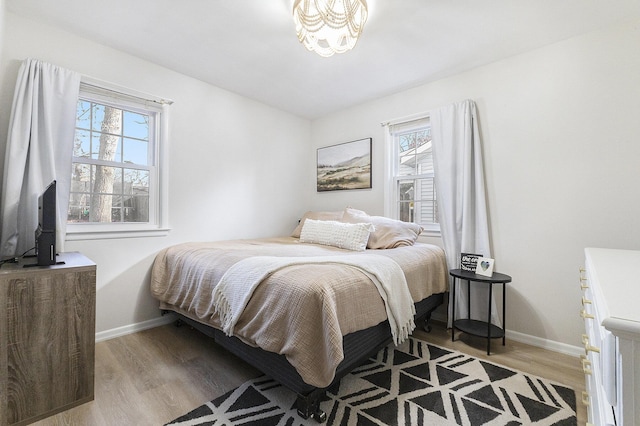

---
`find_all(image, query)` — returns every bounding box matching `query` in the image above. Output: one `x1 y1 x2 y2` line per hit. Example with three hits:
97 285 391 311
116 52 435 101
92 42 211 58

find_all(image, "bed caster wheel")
297 409 326 423
296 407 326 423
422 315 433 333
311 409 327 423
296 395 326 423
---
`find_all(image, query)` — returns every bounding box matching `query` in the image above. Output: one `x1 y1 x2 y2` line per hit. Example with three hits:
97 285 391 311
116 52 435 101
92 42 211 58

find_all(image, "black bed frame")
168 292 444 423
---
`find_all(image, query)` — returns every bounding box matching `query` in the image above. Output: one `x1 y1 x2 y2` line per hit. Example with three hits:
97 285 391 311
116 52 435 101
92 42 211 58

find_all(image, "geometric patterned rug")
166 337 577 426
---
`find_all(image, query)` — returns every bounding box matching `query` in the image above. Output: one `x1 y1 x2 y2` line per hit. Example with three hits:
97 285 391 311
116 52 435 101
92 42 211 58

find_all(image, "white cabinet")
582 248 640 426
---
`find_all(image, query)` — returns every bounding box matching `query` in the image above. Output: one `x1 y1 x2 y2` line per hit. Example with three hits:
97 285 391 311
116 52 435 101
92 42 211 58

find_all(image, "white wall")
0 12 312 335
0 0 4 65
309 20 640 348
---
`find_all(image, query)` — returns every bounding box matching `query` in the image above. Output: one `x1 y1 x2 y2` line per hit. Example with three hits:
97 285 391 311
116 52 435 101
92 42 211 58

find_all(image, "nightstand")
449 268 511 355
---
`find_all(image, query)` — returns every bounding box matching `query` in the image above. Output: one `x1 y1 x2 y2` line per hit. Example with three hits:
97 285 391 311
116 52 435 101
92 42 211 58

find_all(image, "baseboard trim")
506 329 583 357
430 312 583 357
95 313 176 343
97 312 583 357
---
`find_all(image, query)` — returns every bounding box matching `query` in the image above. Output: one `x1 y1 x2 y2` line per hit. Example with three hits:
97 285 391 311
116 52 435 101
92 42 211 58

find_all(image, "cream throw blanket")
212 254 416 345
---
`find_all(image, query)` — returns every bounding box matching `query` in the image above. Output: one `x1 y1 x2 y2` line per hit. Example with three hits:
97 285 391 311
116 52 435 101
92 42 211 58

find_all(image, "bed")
150 210 448 422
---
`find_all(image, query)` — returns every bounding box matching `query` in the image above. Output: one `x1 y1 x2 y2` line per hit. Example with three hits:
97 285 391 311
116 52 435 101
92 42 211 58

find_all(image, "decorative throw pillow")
342 207 423 249
291 210 344 238
299 219 373 251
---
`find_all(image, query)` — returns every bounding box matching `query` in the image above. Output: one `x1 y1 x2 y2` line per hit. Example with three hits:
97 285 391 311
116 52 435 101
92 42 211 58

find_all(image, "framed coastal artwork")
317 138 372 192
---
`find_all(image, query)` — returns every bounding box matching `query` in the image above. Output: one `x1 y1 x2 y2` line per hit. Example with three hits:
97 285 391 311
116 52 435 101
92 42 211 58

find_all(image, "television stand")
0 252 95 425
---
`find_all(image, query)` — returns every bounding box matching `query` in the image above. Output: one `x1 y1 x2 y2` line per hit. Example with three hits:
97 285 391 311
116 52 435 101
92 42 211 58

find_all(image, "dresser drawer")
580 266 616 425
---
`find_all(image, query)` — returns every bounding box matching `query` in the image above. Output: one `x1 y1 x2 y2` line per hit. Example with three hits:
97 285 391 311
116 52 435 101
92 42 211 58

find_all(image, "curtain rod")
80 76 174 106
380 111 430 127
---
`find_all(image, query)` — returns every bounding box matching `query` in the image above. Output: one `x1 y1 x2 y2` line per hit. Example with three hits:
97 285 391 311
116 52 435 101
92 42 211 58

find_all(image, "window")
66 80 170 239
385 116 439 235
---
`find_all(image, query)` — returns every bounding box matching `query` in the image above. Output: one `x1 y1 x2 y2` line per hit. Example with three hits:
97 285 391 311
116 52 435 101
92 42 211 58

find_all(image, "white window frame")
66 78 172 240
384 113 440 236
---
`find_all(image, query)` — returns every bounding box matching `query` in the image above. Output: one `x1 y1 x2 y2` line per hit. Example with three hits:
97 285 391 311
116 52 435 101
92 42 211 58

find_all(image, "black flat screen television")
35 180 57 266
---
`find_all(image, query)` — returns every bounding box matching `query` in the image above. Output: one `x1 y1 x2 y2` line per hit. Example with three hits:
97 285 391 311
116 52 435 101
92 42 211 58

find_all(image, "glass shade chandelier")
292 0 368 58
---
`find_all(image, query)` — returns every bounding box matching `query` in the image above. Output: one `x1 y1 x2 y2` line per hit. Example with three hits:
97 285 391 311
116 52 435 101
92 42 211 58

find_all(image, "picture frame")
317 138 372 192
475 257 495 277
460 252 483 272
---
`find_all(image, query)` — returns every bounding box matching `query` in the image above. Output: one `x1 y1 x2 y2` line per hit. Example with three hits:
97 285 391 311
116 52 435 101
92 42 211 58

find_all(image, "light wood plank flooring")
31 321 587 425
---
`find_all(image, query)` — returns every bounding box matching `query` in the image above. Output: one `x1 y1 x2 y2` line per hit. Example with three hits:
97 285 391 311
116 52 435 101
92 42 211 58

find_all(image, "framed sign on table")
460 253 483 272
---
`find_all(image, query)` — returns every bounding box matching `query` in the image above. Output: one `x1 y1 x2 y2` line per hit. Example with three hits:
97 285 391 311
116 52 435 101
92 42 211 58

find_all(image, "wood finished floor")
32 321 587 425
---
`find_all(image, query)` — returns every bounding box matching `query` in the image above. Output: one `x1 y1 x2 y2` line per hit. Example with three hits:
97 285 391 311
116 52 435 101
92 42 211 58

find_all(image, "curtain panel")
0 58 80 258
430 99 499 327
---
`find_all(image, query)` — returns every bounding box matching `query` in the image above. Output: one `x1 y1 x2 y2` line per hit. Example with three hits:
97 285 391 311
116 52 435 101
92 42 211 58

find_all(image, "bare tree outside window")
91 106 121 222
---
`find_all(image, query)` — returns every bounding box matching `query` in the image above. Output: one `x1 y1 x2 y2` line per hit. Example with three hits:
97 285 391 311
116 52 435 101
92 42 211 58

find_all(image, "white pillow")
291 210 344 238
342 207 423 249
299 219 374 251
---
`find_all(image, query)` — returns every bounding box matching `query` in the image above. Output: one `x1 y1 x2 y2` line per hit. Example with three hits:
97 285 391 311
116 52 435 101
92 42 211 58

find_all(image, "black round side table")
449 268 512 355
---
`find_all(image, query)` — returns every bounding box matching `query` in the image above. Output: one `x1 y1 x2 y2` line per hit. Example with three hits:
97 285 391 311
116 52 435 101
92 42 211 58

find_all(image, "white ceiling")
7 0 640 119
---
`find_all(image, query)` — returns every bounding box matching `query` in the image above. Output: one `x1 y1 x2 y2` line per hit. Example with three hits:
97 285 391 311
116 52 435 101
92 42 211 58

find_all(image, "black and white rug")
166 337 577 425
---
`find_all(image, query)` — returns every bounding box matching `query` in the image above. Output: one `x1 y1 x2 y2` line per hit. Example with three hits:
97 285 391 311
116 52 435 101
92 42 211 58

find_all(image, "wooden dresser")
0 252 96 426
582 248 640 426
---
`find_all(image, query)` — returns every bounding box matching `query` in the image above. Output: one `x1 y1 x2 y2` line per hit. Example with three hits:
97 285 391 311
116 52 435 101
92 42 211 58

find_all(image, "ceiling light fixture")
292 0 368 58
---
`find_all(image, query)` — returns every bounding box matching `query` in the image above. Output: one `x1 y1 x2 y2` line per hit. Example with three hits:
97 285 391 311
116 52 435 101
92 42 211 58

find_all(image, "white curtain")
430 99 499 328
0 58 80 258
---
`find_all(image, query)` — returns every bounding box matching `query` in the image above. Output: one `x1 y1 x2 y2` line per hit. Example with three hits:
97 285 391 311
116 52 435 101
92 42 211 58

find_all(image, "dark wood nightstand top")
449 268 512 283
